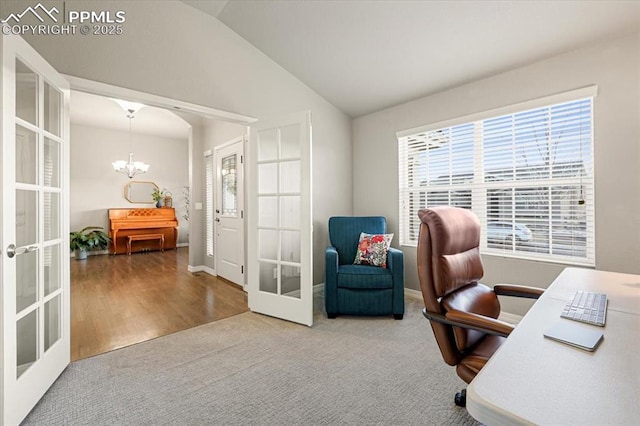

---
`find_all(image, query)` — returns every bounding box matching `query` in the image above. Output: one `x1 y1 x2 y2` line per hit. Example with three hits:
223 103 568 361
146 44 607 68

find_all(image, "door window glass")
17 310 39 378
16 60 38 125
221 154 237 216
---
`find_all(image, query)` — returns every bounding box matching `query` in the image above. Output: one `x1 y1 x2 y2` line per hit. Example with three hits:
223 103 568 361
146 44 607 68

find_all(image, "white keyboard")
560 291 607 327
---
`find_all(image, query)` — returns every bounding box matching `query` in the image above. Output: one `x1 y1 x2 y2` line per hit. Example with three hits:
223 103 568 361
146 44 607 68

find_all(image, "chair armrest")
386 247 405 316
445 309 514 337
493 284 544 299
325 246 340 316
325 246 338 274
386 247 403 271
326 246 338 259
423 308 513 337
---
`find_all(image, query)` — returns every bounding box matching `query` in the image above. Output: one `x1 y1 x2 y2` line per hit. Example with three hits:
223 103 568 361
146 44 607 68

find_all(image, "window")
205 152 214 258
220 154 238 216
398 88 595 265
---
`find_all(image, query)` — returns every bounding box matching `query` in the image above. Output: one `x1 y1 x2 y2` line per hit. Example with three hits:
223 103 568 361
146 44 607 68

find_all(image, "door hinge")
241 210 244 219
241 265 244 274
240 155 243 164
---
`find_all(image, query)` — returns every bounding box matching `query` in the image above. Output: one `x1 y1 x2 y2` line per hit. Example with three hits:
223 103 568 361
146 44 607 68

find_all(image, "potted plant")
151 188 164 208
70 226 111 260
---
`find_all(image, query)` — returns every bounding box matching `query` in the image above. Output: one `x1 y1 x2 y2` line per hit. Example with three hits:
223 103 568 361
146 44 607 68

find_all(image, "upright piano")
108 208 179 254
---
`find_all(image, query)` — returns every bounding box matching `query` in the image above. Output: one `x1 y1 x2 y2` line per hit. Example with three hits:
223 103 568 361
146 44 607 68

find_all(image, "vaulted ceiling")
183 0 640 118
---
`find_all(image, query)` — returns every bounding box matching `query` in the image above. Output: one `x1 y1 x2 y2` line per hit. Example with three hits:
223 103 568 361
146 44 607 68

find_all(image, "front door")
1 35 70 424
215 137 245 286
247 111 313 326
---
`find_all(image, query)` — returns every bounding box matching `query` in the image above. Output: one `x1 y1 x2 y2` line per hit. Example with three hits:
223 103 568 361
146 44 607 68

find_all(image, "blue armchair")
325 216 404 319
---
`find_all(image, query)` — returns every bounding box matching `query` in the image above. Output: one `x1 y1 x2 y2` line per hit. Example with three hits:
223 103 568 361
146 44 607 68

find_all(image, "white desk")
467 267 640 425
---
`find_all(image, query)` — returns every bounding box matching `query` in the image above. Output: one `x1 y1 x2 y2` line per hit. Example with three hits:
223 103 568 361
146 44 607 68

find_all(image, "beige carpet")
23 297 478 425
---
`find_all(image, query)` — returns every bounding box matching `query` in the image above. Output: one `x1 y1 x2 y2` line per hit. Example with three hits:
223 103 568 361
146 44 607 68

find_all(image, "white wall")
353 33 640 315
1 0 354 283
70 123 189 244
205 120 247 151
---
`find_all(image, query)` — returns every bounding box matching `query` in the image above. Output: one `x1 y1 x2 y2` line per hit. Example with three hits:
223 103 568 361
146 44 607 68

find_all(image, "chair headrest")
418 207 483 297
418 207 480 255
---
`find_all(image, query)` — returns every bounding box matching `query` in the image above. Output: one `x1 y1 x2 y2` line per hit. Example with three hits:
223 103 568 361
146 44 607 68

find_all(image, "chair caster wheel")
454 389 466 407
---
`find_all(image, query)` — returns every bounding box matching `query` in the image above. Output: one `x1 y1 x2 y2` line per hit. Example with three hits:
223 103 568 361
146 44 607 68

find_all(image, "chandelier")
112 105 149 178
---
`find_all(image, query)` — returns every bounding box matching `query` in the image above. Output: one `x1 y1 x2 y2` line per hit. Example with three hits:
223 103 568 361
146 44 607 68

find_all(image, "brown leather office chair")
417 206 543 406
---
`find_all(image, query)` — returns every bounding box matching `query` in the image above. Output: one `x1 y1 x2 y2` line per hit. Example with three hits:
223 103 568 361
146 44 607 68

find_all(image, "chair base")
454 389 466 407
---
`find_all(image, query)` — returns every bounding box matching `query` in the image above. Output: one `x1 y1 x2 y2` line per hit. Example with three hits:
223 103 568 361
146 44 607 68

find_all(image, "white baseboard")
404 287 423 300
187 265 216 276
176 242 189 248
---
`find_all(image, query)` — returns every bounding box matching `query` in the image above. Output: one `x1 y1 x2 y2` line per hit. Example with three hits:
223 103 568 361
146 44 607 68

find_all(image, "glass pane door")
2 34 70 426
257 124 302 299
14 57 64 377
248 111 312 327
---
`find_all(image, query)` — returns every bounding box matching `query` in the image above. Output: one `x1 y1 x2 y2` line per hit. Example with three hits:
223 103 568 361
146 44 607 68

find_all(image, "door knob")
6 244 37 258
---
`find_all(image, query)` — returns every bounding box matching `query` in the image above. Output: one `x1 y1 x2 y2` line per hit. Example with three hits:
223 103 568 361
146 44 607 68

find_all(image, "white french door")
1 35 70 425
215 137 245 286
248 111 313 327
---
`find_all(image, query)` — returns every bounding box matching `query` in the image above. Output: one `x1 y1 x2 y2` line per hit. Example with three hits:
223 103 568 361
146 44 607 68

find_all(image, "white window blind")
205 153 214 258
398 93 595 266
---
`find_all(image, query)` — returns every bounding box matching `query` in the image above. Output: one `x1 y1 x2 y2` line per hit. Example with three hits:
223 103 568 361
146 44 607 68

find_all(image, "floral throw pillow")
353 232 394 268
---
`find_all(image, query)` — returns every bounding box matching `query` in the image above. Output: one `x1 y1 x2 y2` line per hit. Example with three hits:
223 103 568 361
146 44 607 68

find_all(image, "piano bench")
127 233 165 255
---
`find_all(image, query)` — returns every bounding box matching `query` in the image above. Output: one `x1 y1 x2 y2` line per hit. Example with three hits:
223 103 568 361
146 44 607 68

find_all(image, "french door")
215 137 245 286
247 111 313 326
1 35 70 425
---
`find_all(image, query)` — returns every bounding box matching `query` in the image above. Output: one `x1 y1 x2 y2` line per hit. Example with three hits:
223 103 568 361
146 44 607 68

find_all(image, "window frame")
397 86 597 266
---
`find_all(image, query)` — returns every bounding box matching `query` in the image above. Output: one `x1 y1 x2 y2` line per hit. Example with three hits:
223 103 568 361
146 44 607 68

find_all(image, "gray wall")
70 123 189 245
175 115 206 269
2 0 354 285
353 33 640 314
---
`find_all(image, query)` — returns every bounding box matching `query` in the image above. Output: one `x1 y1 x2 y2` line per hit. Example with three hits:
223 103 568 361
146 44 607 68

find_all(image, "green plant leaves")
70 226 111 252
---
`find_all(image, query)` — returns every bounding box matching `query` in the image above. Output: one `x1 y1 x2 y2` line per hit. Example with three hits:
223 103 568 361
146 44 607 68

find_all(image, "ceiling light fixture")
110 98 146 114
112 108 150 178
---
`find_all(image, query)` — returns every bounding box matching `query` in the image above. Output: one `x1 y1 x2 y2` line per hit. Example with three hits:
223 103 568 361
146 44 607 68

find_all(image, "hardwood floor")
71 247 248 361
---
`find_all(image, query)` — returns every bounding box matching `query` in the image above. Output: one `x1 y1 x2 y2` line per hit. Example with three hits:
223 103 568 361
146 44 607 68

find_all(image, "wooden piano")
108 208 179 255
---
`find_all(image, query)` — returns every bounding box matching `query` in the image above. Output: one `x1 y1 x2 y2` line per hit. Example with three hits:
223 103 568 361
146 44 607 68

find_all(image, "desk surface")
467 267 640 425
